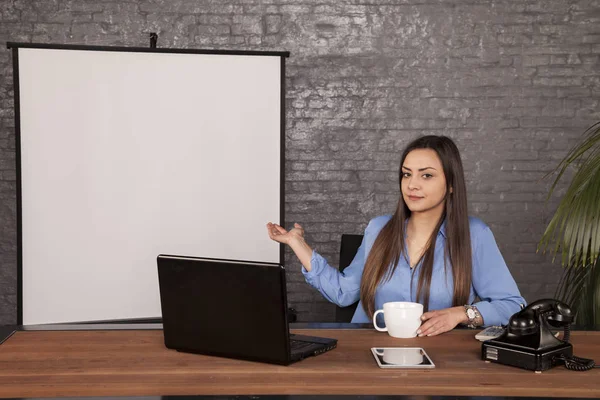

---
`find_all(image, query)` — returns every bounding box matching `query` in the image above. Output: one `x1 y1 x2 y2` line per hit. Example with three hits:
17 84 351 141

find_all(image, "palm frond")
570 255 600 328
554 253 600 326
545 122 600 197
555 262 585 305
539 122 600 266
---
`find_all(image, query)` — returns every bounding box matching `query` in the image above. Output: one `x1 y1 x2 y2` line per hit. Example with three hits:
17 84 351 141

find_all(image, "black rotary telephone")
481 299 596 372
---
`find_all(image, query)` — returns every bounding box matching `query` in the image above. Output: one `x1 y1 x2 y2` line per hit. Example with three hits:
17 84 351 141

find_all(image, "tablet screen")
371 347 435 368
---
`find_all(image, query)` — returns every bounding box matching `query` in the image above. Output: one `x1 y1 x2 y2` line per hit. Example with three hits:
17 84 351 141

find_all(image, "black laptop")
156 254 337 365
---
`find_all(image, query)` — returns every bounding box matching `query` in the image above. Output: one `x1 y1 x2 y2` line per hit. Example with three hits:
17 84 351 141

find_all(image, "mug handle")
373 309 387 332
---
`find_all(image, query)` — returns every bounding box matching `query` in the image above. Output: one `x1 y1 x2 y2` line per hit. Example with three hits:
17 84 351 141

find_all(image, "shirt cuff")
301 250 326 279
473 301 500 327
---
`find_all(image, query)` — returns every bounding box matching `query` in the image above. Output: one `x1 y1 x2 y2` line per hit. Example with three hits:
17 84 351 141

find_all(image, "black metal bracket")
150 32 158 48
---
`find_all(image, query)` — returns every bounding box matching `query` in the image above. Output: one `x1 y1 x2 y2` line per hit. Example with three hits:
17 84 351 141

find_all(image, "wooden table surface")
0 328 599 398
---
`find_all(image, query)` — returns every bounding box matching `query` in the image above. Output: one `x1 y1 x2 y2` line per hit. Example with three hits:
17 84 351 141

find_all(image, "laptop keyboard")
290 339 314 352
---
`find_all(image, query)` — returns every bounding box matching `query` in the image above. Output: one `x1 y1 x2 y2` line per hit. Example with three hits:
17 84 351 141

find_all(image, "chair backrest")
334 234 363 322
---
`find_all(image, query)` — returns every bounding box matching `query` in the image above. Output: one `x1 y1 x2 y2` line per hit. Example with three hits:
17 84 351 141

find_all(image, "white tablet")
371 347 435 368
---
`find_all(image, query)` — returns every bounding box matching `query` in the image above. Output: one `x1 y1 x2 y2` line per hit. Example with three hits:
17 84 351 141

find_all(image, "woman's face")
401 148 448 215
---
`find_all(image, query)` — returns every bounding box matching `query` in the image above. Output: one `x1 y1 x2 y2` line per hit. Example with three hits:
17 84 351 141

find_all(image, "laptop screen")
157 255 291 364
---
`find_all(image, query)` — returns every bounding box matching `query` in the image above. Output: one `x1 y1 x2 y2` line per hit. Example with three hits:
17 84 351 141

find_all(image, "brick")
244 5 278 14
196 25 231 35
290 162 307 171
523 55 550 66
581 54 599 64
306 161 340 171
571 10 600 23
504 151 540 161
576 108 600 119
536 66 577 77
583 34 600 44
264 14 283 34
140 1 235 14
315 171 354 181
59 1 102 13
557 87 592 97
280 5 312 14
533 77 583 86
232 15 263 35
0 3 20 22
92 4 144 25
288 172 317 181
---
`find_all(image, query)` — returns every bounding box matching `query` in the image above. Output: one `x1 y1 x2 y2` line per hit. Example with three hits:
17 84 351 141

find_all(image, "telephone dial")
481 299 596 372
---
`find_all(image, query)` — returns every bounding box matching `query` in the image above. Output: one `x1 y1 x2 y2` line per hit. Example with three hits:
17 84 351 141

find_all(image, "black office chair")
334 234 364 322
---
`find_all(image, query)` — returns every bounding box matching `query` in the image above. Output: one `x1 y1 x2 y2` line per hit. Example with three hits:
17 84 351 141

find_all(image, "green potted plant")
539 121 600 328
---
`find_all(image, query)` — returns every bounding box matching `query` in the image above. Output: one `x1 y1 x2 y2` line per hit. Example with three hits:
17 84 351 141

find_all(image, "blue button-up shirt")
302 215 526 326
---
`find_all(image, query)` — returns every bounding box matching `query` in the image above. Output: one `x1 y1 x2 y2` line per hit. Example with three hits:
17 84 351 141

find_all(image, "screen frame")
7 42 290 325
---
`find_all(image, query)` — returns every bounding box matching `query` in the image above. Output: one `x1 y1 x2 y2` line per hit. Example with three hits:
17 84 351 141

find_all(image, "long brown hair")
360 135 472 317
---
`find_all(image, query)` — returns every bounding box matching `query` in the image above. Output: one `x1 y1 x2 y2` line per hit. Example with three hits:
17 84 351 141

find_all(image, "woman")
267 135 525 336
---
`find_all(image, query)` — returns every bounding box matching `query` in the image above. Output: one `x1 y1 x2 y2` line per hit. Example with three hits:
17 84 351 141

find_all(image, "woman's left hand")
417 306 467 337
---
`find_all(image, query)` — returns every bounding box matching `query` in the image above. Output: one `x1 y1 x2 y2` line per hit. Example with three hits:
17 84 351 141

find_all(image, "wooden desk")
0 328 598 398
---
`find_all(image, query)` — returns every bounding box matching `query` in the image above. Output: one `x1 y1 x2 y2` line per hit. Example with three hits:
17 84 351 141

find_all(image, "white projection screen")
11 44 287 325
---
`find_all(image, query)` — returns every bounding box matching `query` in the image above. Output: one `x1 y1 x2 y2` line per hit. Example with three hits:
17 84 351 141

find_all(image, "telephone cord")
562 324 571 343
555 325 598 370
553 354 596 371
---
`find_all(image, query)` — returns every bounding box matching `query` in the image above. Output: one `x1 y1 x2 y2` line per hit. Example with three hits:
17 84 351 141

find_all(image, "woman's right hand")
266 222 305 245
266 222 313 271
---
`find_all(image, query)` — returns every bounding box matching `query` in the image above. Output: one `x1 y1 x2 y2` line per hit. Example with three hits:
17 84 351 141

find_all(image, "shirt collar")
439 218 447 238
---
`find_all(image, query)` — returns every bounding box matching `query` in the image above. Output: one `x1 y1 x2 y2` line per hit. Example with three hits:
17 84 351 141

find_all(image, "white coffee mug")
373 301 423 338
375 348 424 365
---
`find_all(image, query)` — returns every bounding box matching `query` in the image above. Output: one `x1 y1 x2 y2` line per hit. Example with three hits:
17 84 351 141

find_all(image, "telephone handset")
482 299 596 372
509 298 573 345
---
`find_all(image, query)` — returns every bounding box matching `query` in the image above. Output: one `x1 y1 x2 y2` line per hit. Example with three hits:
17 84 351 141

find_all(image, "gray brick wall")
1 0 598 323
